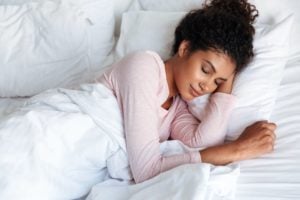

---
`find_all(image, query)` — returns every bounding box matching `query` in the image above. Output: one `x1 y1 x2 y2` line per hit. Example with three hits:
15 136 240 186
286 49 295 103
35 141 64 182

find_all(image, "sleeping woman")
96 0 277 183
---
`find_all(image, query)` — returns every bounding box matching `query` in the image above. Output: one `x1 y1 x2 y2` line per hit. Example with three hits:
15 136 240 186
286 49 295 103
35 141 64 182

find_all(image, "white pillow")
115 11 293 140
115 11 186 61
0 0 115 97
128 0 204 12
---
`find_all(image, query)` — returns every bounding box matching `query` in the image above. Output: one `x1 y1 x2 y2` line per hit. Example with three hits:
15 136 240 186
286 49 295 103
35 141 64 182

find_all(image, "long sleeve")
101 52 200 183
170 93 237 148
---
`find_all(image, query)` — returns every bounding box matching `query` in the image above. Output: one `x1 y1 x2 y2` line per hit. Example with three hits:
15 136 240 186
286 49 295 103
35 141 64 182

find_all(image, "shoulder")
121 50 163 70
115 50 165 82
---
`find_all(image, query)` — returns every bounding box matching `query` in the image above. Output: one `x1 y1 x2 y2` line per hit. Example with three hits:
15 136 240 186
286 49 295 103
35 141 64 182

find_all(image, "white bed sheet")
233 60 300 200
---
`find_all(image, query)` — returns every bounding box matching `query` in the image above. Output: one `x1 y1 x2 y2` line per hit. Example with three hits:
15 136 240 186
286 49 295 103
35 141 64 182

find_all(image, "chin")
180 93 195 102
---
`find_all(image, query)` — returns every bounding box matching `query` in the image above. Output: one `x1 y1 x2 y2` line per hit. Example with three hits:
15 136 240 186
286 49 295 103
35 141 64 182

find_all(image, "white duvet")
0 84 239 200
0 84 130 199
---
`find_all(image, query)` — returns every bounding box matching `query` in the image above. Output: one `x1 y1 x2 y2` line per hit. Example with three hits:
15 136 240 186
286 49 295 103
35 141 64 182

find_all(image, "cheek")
174 67 193 94
206 78 219 92
176 71 190 89
186 64 202 81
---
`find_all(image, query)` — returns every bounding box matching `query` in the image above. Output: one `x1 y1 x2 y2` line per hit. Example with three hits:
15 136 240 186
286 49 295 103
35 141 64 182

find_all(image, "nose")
199 82 209 92
199 80 215 93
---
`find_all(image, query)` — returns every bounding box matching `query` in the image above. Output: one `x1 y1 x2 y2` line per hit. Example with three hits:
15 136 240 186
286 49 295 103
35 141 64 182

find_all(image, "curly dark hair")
172 0 259 72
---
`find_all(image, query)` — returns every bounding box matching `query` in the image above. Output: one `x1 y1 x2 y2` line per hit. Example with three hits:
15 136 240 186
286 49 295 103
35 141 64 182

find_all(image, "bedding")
86 163 240 200
235 73 300 200
128 0 203 12
0 0 115 97
0 98 25 119
1 0 300 199
0 84 131 199
0 84 240 200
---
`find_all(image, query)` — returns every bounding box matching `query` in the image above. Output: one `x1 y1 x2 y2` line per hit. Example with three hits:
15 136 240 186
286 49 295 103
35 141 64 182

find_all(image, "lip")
190 85 202 97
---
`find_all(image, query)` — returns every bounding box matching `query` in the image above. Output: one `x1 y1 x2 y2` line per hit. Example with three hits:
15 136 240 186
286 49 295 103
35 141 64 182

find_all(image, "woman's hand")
200 121 277 165
233 120 276 161
215 72 235 94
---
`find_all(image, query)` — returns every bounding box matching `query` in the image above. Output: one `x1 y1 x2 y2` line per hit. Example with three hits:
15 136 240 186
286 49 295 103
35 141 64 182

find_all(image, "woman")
96 0 276 183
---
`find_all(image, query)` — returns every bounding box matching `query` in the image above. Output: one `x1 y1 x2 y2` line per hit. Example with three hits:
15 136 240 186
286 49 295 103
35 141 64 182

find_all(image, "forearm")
200 141 240 165
171 94 237 148
215 72 235 94
200 121 277 166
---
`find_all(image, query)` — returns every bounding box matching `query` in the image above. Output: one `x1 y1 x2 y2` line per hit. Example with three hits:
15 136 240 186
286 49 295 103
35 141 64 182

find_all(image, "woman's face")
173 41 236 101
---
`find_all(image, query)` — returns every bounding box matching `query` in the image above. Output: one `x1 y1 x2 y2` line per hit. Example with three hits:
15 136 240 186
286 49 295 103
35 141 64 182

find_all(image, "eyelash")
201 66 209 74
202 66 221 86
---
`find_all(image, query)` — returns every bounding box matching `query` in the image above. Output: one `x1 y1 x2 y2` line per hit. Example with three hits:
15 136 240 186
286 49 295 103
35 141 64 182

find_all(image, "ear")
178 40 190 58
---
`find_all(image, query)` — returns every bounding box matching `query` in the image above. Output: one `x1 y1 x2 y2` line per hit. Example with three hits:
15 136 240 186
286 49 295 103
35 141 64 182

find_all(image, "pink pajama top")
96 51 237 183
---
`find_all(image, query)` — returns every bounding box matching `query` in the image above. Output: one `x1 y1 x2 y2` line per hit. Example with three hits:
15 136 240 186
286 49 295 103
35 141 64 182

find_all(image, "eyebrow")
203 59 227 81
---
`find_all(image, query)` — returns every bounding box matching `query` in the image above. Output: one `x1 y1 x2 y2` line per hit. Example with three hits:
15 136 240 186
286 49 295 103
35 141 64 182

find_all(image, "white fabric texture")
86 163 240 200
112 0 133 37
0 0 115 97
128 0 204 12
115 11 186 61
0 84 130 199
234 71 300 200
115 11 293 140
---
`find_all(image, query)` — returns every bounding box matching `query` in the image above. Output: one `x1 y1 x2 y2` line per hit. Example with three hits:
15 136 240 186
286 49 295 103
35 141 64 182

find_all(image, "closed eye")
215 80 220 86
215 79 225 86
201 66 209 74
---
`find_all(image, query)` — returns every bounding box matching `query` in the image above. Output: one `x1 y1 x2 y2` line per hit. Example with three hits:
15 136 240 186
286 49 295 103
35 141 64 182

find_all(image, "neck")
164 58 178 99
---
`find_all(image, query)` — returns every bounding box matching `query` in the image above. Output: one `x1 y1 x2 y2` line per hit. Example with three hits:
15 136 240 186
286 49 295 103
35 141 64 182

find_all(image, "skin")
163 40 277 165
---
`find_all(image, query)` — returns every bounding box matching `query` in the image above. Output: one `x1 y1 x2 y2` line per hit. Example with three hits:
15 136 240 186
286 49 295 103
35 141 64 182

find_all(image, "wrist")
199 142 241 165
229 140 244 162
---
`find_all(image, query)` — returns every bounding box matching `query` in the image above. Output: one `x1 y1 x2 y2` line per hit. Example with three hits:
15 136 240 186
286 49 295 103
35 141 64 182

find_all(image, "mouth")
190 84 202 97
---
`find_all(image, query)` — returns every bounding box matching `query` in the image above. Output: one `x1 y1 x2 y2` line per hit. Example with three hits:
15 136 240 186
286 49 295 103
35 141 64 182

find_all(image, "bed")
0 0 300 199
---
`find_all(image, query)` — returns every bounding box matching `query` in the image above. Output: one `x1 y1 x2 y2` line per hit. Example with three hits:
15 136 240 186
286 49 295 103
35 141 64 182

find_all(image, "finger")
269 131 276 141
269 122 277 130
256 120 268 125
261 133 275 143
264 122 277 131
262 138 274 152
259 121 275 129
261 142 274 153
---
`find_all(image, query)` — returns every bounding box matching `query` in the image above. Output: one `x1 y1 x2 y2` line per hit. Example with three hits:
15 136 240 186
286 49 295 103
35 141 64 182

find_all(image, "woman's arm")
214 71 235 94
170 92 236 148
197 73 276 164
200 121 276 165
